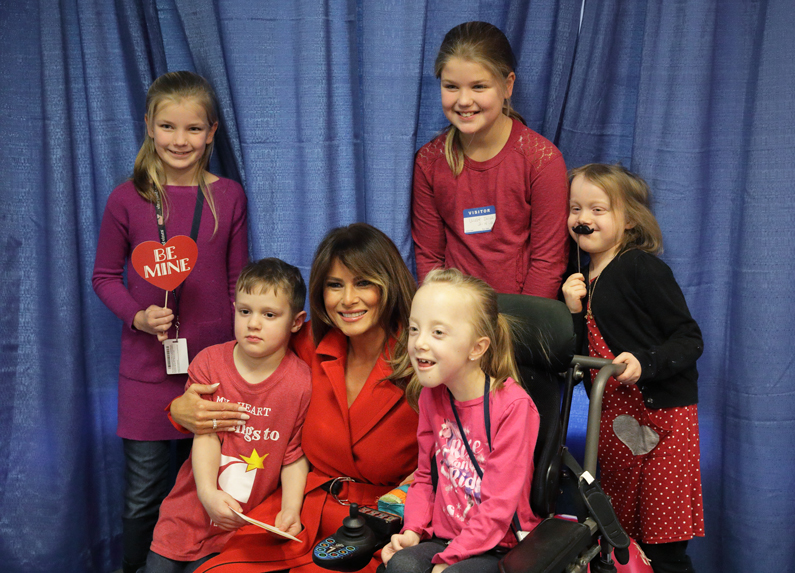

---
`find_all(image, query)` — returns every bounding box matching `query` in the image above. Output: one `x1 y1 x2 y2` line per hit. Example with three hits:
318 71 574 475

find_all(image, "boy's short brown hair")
236 258 306 315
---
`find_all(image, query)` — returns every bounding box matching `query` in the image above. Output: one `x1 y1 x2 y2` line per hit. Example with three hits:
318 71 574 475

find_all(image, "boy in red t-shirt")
145 258 312 573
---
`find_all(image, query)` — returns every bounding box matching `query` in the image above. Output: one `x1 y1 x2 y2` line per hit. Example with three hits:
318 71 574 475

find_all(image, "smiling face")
440 57 514 146
234 287 303 367
145 98 218 185
568 174 628 264
323 259 384 342
407 283 489 401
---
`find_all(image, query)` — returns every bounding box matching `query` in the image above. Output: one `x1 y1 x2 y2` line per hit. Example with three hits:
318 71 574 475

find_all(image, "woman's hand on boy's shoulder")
562 273 587 313
170 383 250 434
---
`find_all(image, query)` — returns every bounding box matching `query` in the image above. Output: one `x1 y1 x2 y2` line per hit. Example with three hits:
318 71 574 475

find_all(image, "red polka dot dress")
587 305 705 544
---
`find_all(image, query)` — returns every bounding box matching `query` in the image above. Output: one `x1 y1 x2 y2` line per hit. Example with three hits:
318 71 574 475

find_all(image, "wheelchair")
314 294 631 573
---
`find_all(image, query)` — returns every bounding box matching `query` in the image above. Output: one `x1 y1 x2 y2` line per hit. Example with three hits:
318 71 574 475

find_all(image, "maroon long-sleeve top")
412 118 569 297
92 178 248 440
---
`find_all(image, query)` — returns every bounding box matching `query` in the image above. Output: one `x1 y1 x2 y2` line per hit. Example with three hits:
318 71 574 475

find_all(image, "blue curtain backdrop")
0 1 792 572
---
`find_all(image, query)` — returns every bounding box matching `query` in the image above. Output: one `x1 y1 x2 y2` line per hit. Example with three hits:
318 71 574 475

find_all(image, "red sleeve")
522 153 570 298
91 190 143 329
289 322 315 365
411 153 446 284
225 181 249 302
434 397 538 566
282 356 312 466
184 348 216 392
401 388 435 540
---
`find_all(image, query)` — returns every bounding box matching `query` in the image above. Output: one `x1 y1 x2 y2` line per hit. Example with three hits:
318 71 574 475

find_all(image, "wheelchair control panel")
312 503 402 572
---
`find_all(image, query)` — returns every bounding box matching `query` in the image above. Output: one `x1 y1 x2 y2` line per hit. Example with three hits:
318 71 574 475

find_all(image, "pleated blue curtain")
204 0 422 267
557 0 649 167
0 1 165 571
559 2 795 571
162 0 580 272
634 4 795 570
0 2 579 571
2 1 794 572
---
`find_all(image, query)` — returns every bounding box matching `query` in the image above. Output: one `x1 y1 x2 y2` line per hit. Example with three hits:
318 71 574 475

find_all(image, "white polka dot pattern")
587 314 705 543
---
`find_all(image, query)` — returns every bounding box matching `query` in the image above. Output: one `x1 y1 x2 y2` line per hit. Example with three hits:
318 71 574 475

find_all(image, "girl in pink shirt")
383 269 541 573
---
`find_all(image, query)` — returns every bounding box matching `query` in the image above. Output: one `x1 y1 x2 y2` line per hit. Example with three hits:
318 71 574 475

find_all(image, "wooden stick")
164 290 169 309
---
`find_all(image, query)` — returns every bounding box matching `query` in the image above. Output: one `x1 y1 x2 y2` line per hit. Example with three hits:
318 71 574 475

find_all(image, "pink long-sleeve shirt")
402 378 541 566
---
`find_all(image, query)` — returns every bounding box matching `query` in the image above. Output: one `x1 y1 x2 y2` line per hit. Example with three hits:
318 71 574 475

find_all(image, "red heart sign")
131 235 198 291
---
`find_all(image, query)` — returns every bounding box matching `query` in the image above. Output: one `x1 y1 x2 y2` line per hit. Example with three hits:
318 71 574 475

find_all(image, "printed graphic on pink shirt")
215 396 284 505
218 449 268 504
437 420 484 522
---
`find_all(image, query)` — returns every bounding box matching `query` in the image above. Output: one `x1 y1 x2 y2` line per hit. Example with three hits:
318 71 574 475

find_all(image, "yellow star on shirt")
240 448 268 472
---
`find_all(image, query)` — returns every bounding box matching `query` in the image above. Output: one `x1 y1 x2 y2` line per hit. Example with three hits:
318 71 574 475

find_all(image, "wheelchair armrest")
570 356 625 475
499 518 594 573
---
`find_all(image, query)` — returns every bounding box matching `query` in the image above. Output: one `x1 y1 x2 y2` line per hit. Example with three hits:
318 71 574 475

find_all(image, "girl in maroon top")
562 164 704 573
92 71 248 573
412 21 569 298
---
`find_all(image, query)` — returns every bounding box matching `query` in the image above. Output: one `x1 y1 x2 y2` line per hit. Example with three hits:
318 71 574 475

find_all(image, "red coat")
197 325 419 573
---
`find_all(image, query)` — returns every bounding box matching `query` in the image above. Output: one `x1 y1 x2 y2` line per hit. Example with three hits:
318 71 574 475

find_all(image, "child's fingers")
215 516 242 531
613 353 640 383
224 495 243 514
276 509 298 531
191 382 221 395
285 520 302 536
381 544 395 564
562 278 587 312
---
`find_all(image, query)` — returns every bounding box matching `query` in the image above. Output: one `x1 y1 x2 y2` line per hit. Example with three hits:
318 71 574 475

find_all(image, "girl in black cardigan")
562 164 703 573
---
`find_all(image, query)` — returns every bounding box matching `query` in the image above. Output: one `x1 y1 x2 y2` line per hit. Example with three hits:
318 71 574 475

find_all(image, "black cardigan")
573 249 703 409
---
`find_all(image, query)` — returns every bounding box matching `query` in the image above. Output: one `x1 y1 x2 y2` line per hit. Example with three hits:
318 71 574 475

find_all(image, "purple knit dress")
92 178 248 440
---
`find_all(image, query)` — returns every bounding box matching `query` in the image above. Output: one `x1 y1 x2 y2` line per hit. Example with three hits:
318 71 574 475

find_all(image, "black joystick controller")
312 503 403 572
313 503 378 572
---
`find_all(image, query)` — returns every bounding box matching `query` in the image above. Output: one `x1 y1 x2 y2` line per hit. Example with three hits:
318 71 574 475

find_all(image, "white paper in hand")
231 509 302 542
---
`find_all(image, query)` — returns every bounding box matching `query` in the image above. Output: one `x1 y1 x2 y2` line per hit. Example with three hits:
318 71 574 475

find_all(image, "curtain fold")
0 1 166 570
556 0 648 166
556 2 795 570
630 3 795 570
171 0 245 186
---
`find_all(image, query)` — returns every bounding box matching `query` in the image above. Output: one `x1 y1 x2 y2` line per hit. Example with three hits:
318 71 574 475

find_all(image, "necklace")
585 272 600 320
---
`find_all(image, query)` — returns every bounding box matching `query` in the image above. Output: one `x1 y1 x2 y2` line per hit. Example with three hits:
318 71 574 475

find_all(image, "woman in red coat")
172 223 419 573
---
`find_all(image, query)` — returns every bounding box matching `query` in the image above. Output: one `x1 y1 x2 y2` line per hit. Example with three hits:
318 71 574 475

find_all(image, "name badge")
463 206 496 234
163 338 189 375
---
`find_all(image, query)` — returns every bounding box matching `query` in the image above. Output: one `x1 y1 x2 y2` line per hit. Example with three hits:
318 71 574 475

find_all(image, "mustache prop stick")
572 224 594 276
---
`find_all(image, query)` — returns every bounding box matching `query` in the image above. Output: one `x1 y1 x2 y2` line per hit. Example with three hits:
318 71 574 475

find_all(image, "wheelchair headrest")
497 294 575 374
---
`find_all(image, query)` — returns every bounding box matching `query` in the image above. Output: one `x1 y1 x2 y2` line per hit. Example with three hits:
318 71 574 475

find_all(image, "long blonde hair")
392 268 521 411
569 164 663 255
434 21 525 176
133 71 220 234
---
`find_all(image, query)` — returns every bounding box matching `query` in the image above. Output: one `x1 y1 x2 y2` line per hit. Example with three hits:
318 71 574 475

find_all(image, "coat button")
647 397 654 404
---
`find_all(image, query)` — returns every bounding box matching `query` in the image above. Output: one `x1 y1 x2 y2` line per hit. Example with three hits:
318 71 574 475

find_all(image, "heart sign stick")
131 236 199 292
